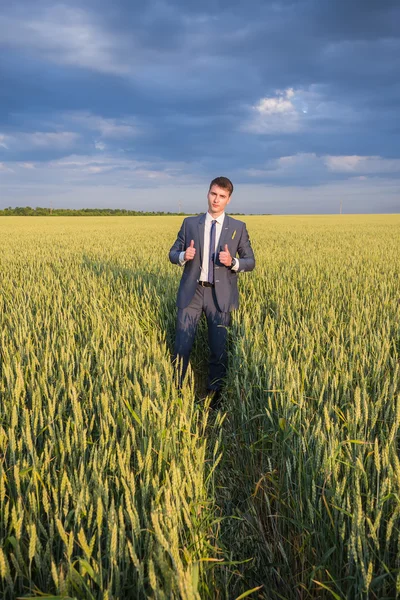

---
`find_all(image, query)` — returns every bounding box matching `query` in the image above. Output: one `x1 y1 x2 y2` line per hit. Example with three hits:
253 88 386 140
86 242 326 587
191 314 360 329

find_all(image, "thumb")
189 239 195 248
224 244 229 252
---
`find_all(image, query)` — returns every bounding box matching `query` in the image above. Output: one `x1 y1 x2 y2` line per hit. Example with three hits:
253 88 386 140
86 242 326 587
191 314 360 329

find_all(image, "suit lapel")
198 213 206 264
218 214 231 252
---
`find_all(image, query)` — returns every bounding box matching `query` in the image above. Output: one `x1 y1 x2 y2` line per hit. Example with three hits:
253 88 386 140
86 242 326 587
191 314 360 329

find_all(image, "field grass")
0 214 399 599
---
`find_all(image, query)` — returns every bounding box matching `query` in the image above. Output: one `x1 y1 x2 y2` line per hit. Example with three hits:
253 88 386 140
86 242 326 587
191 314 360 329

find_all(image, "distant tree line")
0 207 192 216
0 207 249 216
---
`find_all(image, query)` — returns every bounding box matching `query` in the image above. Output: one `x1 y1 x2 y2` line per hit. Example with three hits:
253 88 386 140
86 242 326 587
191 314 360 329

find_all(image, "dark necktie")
208 220 217 284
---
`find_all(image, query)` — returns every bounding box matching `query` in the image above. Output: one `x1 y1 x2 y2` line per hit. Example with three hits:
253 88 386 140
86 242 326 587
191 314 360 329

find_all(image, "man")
169 176 255 406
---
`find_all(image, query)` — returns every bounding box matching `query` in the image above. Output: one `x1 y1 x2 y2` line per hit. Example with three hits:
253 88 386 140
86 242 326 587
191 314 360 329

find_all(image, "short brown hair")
209 176 234 196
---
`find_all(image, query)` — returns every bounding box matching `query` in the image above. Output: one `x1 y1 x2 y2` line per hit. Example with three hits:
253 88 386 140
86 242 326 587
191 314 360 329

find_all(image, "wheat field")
0 215 399 600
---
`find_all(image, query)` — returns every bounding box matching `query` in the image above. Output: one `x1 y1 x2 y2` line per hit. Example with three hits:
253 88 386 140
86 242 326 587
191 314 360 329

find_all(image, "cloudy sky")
0 0 399 213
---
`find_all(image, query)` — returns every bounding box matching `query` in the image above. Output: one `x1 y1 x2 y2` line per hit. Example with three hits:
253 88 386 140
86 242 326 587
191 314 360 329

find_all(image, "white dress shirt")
179 211 239 277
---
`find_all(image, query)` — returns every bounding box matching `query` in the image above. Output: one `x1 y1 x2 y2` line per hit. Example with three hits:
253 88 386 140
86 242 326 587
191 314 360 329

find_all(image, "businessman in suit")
169 176 255 405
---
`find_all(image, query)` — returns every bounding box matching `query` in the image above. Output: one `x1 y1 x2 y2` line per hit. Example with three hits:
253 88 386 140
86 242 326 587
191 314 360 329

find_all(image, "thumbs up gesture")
184 239 196 261
219 244 232 266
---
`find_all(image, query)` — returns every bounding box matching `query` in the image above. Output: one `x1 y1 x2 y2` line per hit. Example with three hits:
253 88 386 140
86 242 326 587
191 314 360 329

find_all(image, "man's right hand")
184 240 196 261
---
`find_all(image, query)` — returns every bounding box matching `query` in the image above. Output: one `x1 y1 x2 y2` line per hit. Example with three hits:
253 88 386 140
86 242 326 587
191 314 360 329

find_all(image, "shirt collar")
206 211 225 225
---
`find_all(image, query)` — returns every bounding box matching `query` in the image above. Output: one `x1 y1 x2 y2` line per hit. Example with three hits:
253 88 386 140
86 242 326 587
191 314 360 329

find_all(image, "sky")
0 0 399 214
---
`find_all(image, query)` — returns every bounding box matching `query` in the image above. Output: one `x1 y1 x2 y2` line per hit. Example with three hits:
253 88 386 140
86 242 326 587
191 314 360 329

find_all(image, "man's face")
207 184 231 217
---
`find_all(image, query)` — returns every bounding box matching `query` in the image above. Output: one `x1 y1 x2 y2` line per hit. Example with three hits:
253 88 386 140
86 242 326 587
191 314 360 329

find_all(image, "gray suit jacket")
169 213 255 312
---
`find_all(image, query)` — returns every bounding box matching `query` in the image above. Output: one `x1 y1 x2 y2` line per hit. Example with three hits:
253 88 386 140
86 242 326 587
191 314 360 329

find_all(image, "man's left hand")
219 244 232 267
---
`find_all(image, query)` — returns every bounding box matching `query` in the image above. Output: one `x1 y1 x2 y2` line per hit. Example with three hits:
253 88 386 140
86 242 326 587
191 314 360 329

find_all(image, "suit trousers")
173 284 231 390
